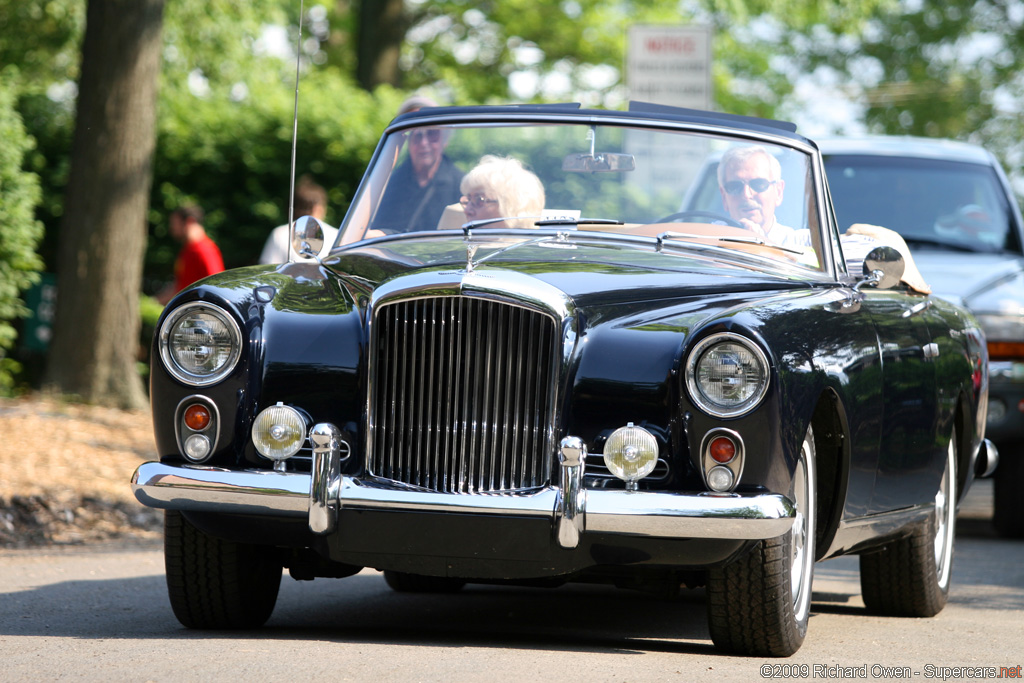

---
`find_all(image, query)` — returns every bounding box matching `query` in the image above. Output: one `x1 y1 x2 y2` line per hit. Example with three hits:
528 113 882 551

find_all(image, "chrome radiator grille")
369 296 559 493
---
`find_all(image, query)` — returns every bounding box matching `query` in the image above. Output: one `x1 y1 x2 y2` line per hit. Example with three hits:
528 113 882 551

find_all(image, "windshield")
823 154 1016 254
337 121 825 272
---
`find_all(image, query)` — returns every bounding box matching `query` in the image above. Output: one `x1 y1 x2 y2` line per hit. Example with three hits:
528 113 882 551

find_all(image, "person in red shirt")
156 205 225 304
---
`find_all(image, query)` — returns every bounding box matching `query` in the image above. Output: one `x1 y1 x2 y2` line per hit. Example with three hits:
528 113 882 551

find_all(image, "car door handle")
901 300 932 318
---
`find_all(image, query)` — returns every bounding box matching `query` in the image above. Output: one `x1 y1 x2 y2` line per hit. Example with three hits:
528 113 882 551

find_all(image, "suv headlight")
685 332 770 417
159 302 242 386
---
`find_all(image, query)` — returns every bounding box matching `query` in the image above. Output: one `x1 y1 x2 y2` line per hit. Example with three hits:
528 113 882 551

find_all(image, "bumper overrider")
131 427 796 549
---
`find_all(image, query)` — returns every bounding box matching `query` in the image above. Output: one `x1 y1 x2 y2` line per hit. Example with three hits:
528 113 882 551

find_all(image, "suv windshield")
823 155 1015 254
337 120 824 272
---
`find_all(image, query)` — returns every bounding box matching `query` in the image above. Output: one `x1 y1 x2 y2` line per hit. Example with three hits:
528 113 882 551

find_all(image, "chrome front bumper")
133 428 795 549
131 469 795 549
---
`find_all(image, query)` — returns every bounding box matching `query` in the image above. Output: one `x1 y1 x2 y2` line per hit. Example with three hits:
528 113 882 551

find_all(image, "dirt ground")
0 394 163 548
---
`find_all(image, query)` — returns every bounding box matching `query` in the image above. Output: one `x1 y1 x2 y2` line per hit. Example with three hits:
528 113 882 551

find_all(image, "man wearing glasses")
718 144 809 249
372 96 464 234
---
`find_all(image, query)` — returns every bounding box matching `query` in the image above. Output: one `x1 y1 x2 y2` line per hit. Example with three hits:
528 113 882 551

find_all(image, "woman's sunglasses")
460 194 499 210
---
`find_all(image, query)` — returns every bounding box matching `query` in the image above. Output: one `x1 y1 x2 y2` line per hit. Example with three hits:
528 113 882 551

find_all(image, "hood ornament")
465 242 478 273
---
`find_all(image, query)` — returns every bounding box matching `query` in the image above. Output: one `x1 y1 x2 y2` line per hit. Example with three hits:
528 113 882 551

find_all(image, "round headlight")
686 332 769 417
604 423 659 487
252 404 308 461
159 302 242 386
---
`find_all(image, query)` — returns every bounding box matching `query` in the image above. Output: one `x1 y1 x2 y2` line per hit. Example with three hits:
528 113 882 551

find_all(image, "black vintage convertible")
133 103 996 656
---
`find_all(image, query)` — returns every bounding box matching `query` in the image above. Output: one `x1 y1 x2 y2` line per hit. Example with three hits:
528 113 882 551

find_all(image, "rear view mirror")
562 153 636 173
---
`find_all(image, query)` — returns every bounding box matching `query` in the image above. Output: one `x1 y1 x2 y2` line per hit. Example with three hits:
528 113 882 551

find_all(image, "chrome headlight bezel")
685 332 770 418
159 301 243 386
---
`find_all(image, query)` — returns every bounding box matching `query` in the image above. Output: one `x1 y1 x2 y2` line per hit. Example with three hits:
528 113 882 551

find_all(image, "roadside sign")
627 25 712 110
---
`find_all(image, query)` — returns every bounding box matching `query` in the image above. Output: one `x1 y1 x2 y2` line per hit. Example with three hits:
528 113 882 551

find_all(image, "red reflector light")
988 341 1024 361
184 404 212 431
709 436 736 463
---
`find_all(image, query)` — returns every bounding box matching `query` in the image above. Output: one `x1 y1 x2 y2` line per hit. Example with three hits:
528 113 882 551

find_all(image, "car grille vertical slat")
371 296 557 494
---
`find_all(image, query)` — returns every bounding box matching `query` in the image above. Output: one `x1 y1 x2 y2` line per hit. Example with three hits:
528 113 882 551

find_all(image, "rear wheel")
383 570 466 593
164 510 283 629
860 429 956 617
707 424 816 657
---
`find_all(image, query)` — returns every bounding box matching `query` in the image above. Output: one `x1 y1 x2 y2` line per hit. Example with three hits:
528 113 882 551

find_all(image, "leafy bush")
0 69 45 394
144 71 404 290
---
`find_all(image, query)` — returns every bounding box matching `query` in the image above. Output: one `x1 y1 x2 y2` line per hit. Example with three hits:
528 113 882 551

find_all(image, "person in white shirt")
259 176 338 263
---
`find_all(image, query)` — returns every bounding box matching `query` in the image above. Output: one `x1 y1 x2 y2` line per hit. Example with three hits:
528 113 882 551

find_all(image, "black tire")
993 449 1024 538
164 510 283 629
707 424 816 657
860 429 956 617
383 570 466 593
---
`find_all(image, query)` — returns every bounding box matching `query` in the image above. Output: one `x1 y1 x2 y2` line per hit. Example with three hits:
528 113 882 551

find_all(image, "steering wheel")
652 210 744 228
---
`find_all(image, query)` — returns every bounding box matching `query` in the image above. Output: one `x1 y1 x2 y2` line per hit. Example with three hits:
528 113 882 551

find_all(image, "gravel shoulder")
0 394 162 548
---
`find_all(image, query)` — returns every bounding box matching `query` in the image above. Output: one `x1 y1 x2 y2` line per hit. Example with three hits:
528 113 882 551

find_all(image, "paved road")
1 482 1021 682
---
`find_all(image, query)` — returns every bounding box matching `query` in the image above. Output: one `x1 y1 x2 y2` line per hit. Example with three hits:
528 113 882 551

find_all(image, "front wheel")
859 428 957 617
707 424 816 657
164 510 283 629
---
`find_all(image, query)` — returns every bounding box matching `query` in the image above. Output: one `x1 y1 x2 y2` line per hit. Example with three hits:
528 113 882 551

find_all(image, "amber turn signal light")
183 404 212 431
709 435 736 463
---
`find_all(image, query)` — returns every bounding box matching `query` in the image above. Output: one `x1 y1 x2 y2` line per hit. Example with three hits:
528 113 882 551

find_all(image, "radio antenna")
287 0 305 256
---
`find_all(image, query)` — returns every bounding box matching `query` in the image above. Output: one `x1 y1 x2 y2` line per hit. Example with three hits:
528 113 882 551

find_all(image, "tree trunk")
45 0 165 410
355 0 407 90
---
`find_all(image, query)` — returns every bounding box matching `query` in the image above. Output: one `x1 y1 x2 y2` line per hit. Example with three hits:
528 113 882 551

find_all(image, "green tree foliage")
0 72 45 393
320 0 887 116
0 1 85 91
786 0 1024 143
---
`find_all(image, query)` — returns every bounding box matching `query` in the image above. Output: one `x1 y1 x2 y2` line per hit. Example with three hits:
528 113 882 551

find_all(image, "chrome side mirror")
855 246 905 291
291 215 325 261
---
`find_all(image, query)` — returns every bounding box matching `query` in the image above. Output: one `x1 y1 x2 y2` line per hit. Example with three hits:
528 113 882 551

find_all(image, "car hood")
324 232 816 307
911 251 1024 313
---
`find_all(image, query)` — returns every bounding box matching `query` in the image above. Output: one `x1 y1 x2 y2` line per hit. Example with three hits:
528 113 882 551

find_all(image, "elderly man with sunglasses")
372 96 464 234
718 144 811 250
716 144 924 287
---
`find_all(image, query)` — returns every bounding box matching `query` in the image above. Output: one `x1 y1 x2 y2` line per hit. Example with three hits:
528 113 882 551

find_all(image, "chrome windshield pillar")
309 422 347 534
555 436 587 549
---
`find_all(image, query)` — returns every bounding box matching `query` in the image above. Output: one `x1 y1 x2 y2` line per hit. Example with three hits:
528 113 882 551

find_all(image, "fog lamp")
707 465 735 492
604 423 658 490
252 403 307 461
183 434 211 461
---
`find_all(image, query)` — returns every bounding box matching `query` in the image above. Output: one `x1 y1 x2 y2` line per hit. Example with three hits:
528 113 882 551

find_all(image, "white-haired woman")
459 155 545 228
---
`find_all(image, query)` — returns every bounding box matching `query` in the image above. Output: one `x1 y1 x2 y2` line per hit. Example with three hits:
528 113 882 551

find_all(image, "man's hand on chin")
738 218 767 238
